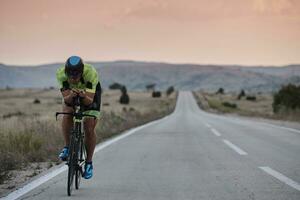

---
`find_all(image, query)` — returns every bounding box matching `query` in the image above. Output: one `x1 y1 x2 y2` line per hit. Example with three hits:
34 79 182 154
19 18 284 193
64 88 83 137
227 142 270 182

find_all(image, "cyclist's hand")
71 89 80 94
70 90 78 98
78 90 86 98
71 89 86 98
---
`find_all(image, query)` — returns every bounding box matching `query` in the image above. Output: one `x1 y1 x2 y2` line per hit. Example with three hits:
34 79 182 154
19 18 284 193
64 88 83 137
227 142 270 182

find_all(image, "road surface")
4 91 300 200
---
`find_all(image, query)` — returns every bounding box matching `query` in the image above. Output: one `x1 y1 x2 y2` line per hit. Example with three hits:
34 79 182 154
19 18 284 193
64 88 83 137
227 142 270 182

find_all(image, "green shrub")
237 90 246 100
222 102 237 109
273 84 300 113
0 152 22 184
166 86 175 96
246 96 256 101
216 88 224 94
152 91 162 98
7 132 43 155
109 82 123 90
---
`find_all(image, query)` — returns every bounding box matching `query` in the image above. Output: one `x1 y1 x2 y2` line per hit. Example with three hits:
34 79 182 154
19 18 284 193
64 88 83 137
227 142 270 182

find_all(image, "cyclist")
56 55 101 179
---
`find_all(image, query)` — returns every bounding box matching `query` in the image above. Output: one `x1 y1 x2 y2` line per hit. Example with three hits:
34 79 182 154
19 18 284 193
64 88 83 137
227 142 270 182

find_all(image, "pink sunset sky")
0 0 299 66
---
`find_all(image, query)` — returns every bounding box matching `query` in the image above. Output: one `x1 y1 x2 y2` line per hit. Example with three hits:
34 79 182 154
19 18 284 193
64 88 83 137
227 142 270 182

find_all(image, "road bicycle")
56 95 96 196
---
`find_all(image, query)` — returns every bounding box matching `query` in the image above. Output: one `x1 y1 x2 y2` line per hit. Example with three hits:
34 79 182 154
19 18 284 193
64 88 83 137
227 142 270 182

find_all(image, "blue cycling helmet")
65 56 84 78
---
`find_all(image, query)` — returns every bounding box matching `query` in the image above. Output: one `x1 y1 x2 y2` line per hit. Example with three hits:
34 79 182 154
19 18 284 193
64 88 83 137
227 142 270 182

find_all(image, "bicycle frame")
56 95 96 196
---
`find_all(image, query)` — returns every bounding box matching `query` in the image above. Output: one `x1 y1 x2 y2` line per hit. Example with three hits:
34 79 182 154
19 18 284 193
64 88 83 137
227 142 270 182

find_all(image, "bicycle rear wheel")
67 134 76 196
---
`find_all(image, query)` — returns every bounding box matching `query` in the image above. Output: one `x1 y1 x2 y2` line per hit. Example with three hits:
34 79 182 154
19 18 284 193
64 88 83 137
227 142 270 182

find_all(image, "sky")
0 0 300 66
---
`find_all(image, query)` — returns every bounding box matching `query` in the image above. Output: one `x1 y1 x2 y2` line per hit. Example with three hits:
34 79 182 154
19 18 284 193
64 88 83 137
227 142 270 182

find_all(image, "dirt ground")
0 88 176 130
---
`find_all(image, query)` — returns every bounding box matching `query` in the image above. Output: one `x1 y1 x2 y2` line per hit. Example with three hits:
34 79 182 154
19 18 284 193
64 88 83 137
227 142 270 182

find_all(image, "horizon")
1 59 299 68
1 0 300 66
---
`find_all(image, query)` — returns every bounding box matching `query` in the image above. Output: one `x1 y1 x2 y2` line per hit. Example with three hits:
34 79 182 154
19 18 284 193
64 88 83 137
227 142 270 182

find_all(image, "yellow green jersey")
56 63 99 93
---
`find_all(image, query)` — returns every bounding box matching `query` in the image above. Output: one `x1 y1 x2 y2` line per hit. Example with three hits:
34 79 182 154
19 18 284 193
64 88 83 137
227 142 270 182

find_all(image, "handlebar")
55 112 96 121
56 94 96 121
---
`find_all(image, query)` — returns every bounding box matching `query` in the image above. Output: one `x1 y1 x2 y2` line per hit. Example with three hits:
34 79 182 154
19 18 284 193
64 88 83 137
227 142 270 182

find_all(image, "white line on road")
200 110 300 134
223 140 248 155
211 128 221 136
259 167 300 191
0 166 67 200
260 123 300 134
1 115 172 200
204 123 211 128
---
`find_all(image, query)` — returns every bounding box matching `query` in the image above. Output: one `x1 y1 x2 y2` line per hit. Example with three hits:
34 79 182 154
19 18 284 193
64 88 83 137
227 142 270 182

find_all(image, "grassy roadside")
0 89 177 195
193 91 300 122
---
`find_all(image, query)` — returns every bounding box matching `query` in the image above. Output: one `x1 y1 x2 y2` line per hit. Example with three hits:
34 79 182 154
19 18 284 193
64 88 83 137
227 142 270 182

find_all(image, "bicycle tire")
75 137 84 189
67 134 76 196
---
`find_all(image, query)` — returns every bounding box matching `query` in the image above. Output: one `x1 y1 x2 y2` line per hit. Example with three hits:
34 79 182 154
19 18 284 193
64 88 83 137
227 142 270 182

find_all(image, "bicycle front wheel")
67 135 76 196
75 137 85 189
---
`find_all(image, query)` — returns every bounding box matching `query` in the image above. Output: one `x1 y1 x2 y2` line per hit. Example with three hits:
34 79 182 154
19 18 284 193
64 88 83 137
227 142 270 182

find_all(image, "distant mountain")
0 61 299 92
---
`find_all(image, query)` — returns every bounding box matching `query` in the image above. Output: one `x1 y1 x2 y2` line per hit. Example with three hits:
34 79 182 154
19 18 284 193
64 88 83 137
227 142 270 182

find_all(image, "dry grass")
193 91 300 121
0 88 177 188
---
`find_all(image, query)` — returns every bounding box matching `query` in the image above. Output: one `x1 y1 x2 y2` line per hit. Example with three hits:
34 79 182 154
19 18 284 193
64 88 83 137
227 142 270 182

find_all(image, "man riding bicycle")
56 56 101 179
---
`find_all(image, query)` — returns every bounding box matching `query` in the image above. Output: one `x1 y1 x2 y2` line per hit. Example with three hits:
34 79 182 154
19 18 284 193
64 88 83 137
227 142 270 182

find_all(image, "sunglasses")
67 70 82 79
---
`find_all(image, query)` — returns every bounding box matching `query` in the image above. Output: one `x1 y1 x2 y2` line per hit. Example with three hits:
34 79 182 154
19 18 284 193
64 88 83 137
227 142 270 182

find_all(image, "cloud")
121 0 299 22
123 0 243 21
252 0 298 15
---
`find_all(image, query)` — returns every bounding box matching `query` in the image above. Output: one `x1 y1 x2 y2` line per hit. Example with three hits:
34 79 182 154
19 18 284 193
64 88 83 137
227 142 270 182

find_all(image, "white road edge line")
223 139 248 155
260 122 300 134
1 114 172 200
259 166 300 191
211 128 221 137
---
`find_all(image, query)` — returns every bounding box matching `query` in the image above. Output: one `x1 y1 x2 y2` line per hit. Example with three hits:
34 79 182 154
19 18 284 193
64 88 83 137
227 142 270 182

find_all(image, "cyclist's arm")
81 91 95 106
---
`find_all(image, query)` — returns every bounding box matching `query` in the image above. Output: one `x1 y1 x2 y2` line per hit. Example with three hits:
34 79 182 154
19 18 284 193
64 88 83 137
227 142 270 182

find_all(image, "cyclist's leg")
62 104 74 146
83 118 97 162
83 82 101 162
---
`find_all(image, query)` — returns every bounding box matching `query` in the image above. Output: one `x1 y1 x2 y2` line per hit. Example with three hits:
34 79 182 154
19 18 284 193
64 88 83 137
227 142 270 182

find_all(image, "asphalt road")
6 91 300 200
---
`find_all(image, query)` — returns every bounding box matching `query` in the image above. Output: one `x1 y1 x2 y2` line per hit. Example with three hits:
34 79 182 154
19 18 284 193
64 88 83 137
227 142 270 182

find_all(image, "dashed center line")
223 140 248 155
211 128 221 136
259 167 300 191
204 123 211 128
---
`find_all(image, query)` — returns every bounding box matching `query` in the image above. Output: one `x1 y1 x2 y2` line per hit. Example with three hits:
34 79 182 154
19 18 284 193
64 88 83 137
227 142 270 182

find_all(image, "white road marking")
0 166 67 200
204 123 211 128
1 115 172 200
211 128 221 136
223 140 248 155
260 123 300 134
259 167 300 191
200 109 300 135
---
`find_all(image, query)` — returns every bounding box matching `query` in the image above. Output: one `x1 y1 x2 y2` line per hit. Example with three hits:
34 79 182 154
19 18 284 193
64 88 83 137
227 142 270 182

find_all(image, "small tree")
152 91 161 98
109 82 123 90
121 86 127 94
273 84 300 113
216 88 224 94
120 93 130 104
237 89 246 100
166 86 175 96
119 85 130 104
146 84 156 91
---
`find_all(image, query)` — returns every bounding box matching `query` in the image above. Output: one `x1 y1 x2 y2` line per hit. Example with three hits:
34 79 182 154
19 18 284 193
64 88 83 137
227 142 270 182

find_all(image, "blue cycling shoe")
59 146 69 161
83 162 93 179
